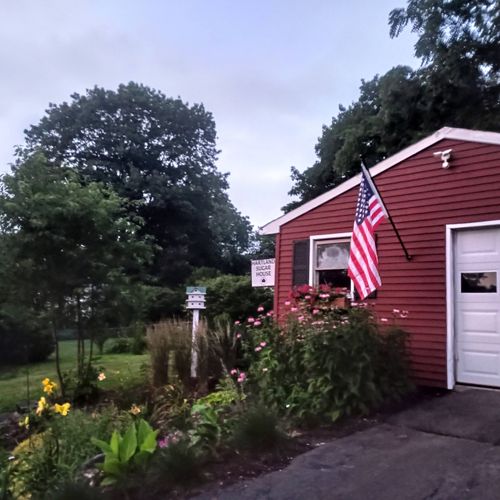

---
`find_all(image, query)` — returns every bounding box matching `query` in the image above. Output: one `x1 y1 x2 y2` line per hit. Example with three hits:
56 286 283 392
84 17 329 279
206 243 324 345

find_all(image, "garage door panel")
456 228 500 264
455 227 500 387
459 307 500 343
457 344 500 386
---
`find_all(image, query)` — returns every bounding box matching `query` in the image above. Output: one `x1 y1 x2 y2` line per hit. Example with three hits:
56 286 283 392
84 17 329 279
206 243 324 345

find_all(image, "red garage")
260 127 500 389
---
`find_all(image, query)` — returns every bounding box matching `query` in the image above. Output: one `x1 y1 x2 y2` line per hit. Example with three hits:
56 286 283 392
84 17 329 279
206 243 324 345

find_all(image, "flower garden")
0 286 412 499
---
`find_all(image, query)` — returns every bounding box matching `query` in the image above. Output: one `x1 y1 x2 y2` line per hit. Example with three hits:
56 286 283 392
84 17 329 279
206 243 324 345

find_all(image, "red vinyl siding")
275 139 500 387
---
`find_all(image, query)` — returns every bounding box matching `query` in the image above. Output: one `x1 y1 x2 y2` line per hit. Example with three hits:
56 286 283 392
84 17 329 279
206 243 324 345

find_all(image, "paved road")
193 389 500 500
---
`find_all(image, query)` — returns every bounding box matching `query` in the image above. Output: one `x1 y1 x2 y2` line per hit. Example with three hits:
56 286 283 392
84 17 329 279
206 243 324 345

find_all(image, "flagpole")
360 157 412 261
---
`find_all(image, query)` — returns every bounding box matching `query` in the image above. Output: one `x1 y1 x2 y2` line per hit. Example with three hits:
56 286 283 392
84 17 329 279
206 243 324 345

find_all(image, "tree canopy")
19 82 252 284
284 0 500 212
0 153 154 377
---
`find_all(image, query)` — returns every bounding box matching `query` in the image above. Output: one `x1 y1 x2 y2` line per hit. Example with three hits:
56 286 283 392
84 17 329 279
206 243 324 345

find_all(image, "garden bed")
142 388 444 499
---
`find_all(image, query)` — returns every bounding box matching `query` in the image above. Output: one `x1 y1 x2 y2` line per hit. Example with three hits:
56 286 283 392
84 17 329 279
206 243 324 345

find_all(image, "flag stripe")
351 230 380 289
347 168 386 300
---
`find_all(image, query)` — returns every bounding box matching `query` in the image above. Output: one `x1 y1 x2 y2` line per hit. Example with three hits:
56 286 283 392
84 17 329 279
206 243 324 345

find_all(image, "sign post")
185 286 206 378
251 258 275 287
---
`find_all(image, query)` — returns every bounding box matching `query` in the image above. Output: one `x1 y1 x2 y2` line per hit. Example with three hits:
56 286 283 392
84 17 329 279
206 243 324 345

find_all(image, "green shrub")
50 481 106 500
106 337 131 354
7 407 132 498
246 288 411 424
232 406 284 452
0 308 53 365
130 334 147 355
198 274 273 325
148 439 201 487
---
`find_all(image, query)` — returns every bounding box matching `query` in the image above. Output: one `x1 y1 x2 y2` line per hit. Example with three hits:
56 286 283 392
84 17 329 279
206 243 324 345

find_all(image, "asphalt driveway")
193 389 500 500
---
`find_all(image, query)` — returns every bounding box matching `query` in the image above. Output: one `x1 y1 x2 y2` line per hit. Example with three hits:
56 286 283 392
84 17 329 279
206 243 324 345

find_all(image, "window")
461 272 497 293
312 238 351 289
310 234 377 299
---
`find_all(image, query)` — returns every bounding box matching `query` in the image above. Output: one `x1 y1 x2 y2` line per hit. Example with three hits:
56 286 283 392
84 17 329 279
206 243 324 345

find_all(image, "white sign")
251 258 275 287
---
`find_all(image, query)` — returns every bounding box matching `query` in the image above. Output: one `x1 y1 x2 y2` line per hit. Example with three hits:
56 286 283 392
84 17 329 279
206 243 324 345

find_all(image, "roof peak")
260 127 500 235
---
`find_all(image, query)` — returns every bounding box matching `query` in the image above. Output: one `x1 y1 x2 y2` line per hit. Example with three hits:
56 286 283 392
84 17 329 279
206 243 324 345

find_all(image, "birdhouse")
186 286 206 309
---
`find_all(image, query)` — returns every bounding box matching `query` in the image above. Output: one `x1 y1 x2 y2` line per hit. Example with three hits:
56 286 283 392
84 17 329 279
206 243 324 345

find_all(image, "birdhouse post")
186 286 206 378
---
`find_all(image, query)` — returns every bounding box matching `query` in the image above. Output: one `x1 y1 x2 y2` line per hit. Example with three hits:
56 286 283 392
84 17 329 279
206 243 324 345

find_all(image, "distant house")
260 127 500 389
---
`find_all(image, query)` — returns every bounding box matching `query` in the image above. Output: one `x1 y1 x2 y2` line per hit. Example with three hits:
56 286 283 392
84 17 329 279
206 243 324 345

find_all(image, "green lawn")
0 340 149 412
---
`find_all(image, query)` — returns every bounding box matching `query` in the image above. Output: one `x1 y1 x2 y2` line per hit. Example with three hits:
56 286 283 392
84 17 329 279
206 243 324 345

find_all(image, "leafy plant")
148 439 201 488
106 338 132 354
199 274 273 325
0 449 12 500
8 407 131 498
149 384 191 433
188 402 223 456
195 385 240 410
91 418 158 485
232 405 284 452
246 290 411 424
50 481 106 500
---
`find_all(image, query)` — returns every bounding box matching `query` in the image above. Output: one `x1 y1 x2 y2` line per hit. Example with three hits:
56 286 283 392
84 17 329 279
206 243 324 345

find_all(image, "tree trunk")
51 311 65 397
76 293 84 380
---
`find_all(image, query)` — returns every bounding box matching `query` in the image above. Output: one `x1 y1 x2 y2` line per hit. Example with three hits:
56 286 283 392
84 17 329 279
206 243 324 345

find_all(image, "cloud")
0 0 417 227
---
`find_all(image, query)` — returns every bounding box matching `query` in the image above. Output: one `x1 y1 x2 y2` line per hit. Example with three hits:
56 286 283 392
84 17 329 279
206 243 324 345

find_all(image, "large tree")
284 0 500 211
19 82 252 284
0 153 153 391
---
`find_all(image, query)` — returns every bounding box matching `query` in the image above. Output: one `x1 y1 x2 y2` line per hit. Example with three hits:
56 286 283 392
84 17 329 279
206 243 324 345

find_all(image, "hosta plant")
92 418 158 485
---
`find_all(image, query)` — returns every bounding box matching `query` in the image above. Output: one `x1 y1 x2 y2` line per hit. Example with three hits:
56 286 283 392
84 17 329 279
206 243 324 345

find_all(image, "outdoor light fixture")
433 148 453 169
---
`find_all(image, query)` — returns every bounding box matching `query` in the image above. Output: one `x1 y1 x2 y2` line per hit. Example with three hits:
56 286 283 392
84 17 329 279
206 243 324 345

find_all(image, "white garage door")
455 227 500 387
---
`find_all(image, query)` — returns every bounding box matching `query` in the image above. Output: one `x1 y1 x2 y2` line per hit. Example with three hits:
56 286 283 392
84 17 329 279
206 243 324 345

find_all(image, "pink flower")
257 306 264 312
260 341 267 347
254 320 262 327
237 372 246 383
304 294 311 300
284 300 291 306
255 346 262 352
319 293 330 299
312 309 320 315
266 310 274 317
291 307 298 312
381 318 388 323
236 333 242 339
230 369 238 375
158 432 181 449
298 315 305 322
247 317 255 324
234 320 240 325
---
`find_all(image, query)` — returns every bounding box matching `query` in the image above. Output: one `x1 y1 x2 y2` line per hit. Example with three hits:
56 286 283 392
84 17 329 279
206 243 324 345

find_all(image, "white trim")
445 219 500 390
445 225 455 390
308 233 353 295
260 127 500 235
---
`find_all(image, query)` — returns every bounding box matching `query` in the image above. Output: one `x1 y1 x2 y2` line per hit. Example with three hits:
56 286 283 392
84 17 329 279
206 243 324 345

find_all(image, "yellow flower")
18 416 30 429
97 372 106 381
129 404 141 415
35 397 48 416
54 402 71 416
42 377 57 395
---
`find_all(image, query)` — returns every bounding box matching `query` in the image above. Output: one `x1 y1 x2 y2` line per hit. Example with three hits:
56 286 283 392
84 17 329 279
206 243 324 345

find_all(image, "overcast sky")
0 1 417 228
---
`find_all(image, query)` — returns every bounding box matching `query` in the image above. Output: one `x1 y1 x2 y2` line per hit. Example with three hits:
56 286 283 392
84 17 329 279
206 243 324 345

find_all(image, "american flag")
347 165 387 300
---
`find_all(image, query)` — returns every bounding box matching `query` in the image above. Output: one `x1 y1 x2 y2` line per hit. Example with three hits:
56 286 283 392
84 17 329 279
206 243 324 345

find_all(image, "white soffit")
259 127 500 235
